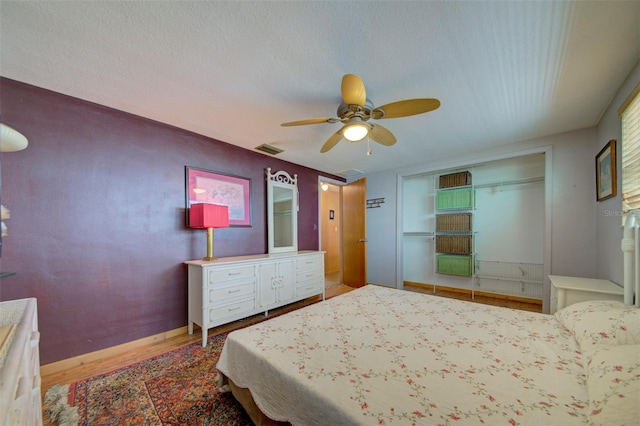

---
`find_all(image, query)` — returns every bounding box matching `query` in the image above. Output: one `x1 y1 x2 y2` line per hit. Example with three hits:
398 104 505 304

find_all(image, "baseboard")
40 326 189 376
403 281 542 305
404 281 464 294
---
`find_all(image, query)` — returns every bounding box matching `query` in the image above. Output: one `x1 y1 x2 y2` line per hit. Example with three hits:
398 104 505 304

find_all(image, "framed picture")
329 209 335 220
185 166 252 226
595 139 617 202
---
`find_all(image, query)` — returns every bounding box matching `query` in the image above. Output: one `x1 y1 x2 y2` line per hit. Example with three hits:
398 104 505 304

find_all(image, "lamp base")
204 227 217 261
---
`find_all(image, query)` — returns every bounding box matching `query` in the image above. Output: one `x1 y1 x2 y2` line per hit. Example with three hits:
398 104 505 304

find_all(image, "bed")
216 284 639 425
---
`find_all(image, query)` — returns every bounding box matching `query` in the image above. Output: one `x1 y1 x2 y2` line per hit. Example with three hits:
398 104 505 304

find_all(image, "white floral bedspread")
216 285 588 425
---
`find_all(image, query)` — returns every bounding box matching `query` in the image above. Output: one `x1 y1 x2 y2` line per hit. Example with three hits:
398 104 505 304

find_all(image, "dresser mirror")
266 168 298 253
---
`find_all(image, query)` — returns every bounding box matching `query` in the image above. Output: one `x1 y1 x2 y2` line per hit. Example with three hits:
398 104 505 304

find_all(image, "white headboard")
622 209 640 306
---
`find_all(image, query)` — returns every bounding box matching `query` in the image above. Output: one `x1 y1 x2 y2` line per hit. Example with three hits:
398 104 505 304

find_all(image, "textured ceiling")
1 1 639 176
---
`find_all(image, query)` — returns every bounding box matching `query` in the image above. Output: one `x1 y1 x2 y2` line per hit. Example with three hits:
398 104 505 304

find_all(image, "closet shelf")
436 184 473 191
436 231 475 235
475 275 543 284
474 176 543 189
435 208 474 213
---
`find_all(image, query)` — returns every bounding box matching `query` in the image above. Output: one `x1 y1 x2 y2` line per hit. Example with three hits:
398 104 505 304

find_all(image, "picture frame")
595 139 617 202
329 209 335 220
185 166 252 227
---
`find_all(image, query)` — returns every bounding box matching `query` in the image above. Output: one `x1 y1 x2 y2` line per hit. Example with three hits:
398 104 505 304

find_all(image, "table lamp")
189 203 229 260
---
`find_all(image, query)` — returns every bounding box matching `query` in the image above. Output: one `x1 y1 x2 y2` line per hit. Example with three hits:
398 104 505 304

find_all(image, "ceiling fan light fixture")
342 120 370 142
281 74 439 153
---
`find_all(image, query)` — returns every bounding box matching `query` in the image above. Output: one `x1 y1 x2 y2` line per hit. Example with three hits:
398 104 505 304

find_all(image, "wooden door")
342 178 367 287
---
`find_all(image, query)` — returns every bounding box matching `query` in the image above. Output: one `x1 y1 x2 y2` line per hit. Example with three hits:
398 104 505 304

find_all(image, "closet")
402 154 545 301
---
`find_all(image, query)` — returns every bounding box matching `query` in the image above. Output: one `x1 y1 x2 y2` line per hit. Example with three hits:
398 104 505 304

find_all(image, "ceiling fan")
281 74 440 153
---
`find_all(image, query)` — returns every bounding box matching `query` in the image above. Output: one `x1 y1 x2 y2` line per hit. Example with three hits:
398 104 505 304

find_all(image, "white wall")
548 129 599 277
596 60 640 284
366 127 599 301
365 170 398 287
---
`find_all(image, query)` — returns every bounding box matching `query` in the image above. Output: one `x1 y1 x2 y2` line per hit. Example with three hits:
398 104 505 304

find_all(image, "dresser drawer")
295 281 323 298
208 265 255 283
187 252 325 347
208 298 256 323
208 279 256 304
0 298 41 426
296 268 323 285
296 256 322 271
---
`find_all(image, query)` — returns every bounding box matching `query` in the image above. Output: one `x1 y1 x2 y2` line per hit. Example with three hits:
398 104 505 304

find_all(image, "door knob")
358 238 368 243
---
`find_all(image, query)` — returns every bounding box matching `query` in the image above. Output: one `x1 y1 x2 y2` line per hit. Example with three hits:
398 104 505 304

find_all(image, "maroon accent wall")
0 78 344 364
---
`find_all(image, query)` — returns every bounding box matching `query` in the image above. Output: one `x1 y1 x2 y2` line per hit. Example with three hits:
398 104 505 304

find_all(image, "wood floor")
403 282 542 313
40 282 540 424
40 285 351 404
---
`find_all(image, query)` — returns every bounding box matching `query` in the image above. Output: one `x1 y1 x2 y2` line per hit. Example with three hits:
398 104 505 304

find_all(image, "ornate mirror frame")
266 168 298 253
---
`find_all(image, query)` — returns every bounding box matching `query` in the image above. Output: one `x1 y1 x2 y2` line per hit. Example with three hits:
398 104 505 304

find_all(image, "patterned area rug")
324 272 342 289
44 333 252 425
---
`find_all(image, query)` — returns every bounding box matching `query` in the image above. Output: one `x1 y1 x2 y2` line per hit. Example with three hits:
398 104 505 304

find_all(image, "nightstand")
549 275 624 314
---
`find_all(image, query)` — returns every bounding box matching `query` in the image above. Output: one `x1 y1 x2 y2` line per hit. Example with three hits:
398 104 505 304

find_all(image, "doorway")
320 181 342 289
319 177 368 290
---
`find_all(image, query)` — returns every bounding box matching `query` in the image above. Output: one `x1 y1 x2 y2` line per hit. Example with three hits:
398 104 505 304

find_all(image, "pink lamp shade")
189 203 229 229
189 204 229 261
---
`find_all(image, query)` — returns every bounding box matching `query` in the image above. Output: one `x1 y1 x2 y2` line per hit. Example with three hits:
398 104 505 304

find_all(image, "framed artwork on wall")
595 139 617 202
185 166 252 226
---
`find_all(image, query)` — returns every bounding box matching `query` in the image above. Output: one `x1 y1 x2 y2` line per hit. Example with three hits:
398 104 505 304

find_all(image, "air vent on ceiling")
337 169 365 179
255 144 283 155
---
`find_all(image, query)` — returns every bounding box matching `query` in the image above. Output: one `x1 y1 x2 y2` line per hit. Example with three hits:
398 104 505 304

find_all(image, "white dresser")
549 275 624 314
0 298 42 426
186 251 325 346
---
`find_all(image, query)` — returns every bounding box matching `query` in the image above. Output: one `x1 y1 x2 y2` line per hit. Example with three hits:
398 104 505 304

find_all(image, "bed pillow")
583 344 640 426
554 300 640 349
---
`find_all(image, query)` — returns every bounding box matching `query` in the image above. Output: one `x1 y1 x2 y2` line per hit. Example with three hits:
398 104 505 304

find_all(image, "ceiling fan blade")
341 74 366 107
369 124 397 146
320 131 344 153
372 98 440 119
281 117 336 127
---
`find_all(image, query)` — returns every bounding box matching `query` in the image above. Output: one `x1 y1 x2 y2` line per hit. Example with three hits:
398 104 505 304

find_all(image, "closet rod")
474 176 544 189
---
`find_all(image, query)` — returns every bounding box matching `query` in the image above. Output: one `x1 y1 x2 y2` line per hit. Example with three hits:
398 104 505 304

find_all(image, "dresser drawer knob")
228 289 241 294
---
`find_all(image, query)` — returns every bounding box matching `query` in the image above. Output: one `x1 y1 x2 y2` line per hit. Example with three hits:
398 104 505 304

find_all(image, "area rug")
44 333 252 426
324 273 342 289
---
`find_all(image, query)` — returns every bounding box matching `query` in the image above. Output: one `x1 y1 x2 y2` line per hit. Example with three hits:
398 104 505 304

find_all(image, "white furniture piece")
549 275 624 314
0 298 42 426
186 251 325 346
